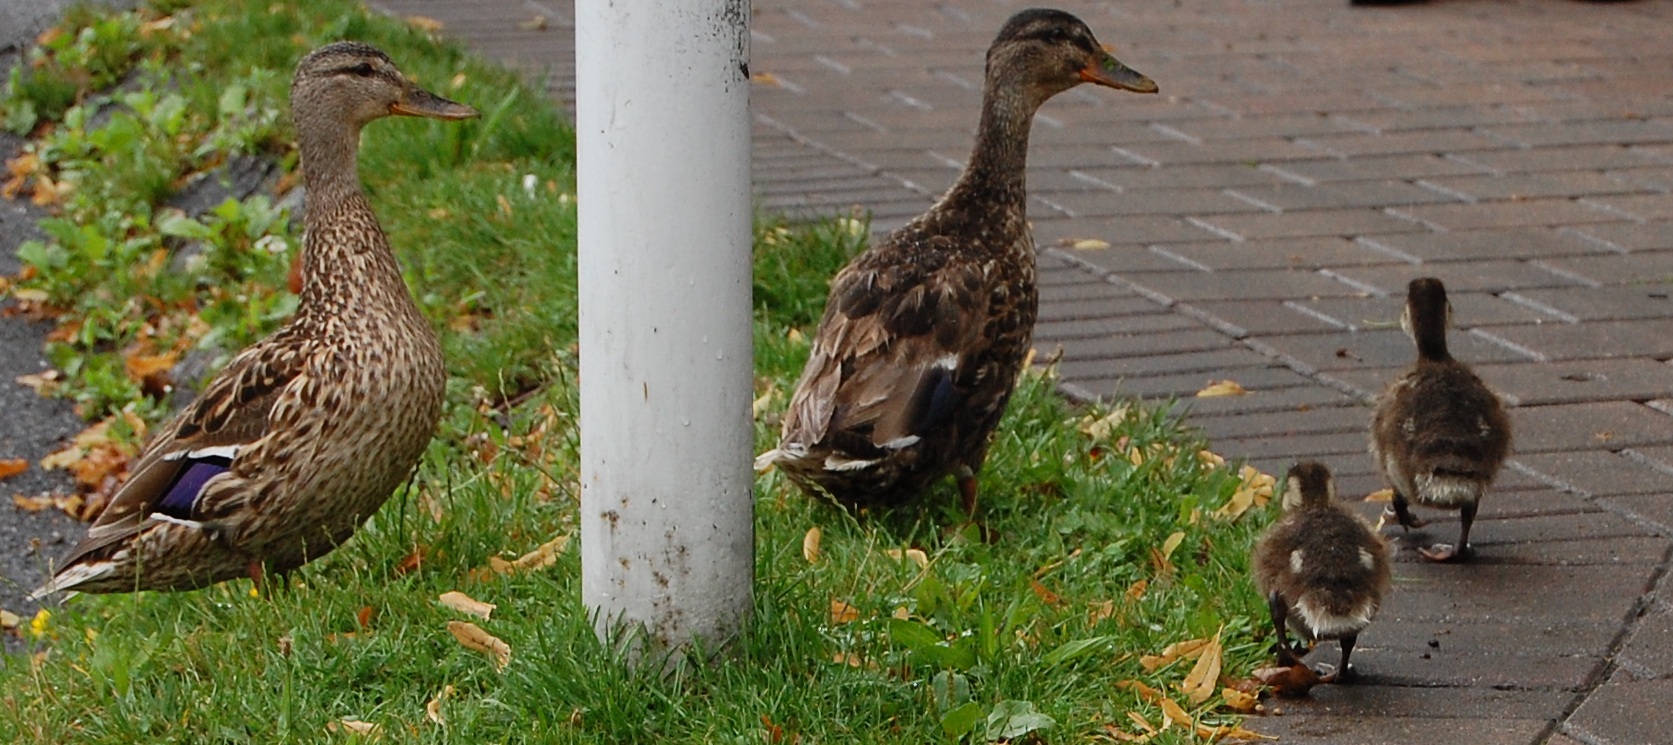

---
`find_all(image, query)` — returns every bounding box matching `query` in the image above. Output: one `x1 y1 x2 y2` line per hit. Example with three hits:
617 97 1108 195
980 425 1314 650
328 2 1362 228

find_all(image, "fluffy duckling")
1253 462 1392 683
32 42 477 596
1371 277 1512 562
755 9 1158 510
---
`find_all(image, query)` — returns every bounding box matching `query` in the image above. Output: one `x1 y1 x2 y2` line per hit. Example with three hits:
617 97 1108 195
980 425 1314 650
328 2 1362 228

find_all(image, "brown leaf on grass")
1140 636 1212 672
1126 579 1148 602
1158 696 1192 728
478 535 570 579
882 547 929 568
425 684 455 726
1029 578 1065 607
1364 488 1394 502
1252 663 1322 697
1220 687 1260 714
1101 722 1153 742
829 599 860 624
1115 679 1168 705
1088 599 1117 626
356 606 376 629
123 350 178 392
438 591 495 620
447 621 511 670
1079 406 1131 442
802 526 821 564
1148 531 1186 575
0 459 27 480
1178 629 1223 705
1195 379 1247 398
15 370 62 395
326 719 381 737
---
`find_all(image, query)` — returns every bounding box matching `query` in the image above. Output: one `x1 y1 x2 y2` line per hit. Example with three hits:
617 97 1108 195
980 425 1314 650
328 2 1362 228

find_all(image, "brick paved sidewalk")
375 0 1673 739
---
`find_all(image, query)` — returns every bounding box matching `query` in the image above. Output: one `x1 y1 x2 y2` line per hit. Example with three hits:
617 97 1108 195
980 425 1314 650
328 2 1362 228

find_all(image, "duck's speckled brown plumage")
1253 462 1391 682
757 9 1157 508
33 42 478 596
1371 277 1511 563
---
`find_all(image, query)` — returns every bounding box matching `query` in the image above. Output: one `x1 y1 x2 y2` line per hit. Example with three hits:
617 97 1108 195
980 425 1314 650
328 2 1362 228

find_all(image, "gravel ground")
0 0 136 624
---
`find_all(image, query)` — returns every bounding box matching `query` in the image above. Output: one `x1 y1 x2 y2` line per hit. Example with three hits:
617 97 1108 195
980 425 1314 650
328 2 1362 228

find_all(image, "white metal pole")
574 1 754 659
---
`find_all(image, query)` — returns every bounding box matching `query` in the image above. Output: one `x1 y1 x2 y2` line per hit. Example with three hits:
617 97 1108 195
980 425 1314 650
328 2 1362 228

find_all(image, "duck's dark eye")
348 62 376 77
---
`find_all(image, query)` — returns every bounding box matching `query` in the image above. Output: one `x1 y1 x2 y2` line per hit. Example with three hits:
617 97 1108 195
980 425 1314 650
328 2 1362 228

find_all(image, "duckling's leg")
1385 490 1428 530
1267 591 1305 667
955 466 980 518
1318 634 1359 683
1419 501 1475 562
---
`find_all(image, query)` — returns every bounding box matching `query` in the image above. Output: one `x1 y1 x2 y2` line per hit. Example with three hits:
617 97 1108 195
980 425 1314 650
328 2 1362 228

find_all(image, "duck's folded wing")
781 252 989 455
55 344 306 567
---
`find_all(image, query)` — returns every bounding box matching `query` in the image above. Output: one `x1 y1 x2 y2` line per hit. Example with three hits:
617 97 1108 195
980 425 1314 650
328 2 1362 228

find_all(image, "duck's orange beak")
1080 52 1158 94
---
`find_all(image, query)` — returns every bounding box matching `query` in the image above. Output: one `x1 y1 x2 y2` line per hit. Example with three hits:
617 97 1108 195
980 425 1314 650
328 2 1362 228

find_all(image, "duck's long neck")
939 78 1039 217
294 115 414 316
1410 312 1451 362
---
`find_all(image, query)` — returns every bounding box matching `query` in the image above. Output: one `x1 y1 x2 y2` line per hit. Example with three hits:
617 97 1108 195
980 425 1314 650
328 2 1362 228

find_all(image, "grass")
0 1 1281 742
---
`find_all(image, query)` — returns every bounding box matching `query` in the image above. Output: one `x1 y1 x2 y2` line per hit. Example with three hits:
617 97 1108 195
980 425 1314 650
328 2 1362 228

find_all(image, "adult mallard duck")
1371 277 1512 562
1253 462 1392 683
755 9 1158 510
32 42 477 596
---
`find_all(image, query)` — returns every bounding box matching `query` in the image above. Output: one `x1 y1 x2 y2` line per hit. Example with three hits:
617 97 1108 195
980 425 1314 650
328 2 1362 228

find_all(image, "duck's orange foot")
1418 543 1469 562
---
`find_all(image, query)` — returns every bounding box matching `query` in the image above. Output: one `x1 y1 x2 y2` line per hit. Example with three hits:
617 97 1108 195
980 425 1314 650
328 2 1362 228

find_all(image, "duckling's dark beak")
1080 53 1158 94
390 84 479 120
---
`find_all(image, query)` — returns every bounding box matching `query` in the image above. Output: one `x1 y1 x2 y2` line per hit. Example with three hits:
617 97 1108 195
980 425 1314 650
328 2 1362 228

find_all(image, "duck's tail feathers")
1294 592 1377 640
1413 455 1489 507
28 561 113 601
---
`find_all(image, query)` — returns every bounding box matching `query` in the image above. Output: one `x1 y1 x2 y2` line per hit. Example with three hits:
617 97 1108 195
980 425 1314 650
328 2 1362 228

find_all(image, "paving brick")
1033 313 1200 341
1566 680 1673 745
1161 113 1368 140
1512 402 1673 454
1482 319 1673 362
1382 564 1651 626
1265 685 1572 723
1166 384 1357 418
1338 106 1541 133
1179 299 1345 336
1055 347 1275 378
1330 260 1589 295
1358 226 1605 262
1070 365 1313 401
1157 237 1404 271
1419 171 1654 201
1189 209 1429 240
1228 180 1458 211
1031 214 1222 246
1505 286 1673 323
1615 605 1673 680
1471 358 1673 406
1585 192 1673 221
1599 494 1673 535
1294 291 1558 331
1266 154 1489 184
1189 405 1367 440
1037 328 1231 361
1451 144 1667 174
1071 163 1295 190
1211 430 1375 461
1534 250 1673 284
1245 716 1548 745
1389 198 1626 231
1124 268 1365 303
1484 119 1673 148
1113 137 1329 167
1607 165 1673 193
1254 328 1530 372
1299 129 1509 158
1044 186 1259 218
1566 221 1673 252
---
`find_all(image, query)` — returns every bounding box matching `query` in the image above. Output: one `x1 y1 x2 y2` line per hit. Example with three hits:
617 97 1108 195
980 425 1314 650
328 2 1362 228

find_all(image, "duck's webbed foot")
1418 542 1470 562
1384 491 1428 530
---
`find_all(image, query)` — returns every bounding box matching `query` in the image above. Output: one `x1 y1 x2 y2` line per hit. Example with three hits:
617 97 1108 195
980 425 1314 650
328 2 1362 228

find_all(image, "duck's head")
986 8 1158 102
1400 277 1453 361
1281 461 1335 511
291 41 478 130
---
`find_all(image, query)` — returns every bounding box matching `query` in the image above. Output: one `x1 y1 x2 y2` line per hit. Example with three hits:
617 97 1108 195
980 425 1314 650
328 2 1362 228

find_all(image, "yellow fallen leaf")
489 534 570 575
1079 406 1131 441
1150 531 1186 574
1115 679 1167 704
1195 379 1247 397
1196 449 1226 468
447 621 511 670
0 459 27 480
1126 578 1148 602
123 351 178 384
438 591 495 620
1140 636 1211 672
327 719 381 737
1178 629 1223 705
0 609 19 629
1364 488 1394 502
1127 711 1157 734
405 15 444 31
1104 722 1154 742
829 599 860 624
425 685 455 726
802 526 821 563
1071 238 1111 250
831 651 865 667
1221 686 1259 714
883 547 928 568
1158 697 1192 729
892 606 911 620
1088 599 1117 626
517 15 549 31
750 72 782 86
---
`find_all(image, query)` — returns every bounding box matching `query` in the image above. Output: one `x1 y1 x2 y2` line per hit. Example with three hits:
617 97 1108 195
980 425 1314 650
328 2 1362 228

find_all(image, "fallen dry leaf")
1071 238 1111 250
1364 488 1394 503
405 15 444 31
1252 663 1322 697
1220 686 1260 714
802 526 821 564
1158 696 1192 728
1178 629 1223 705
1088 599 1117 626
123 350 177 386
0 459 27 480
326 719 381 737
425 684 455 726
1195 379 1247 398
0 609 19 630
829 599 860 624
750 72 782 86
518 15 549 30
1140 636 1211 672
1030 578 1065 607
1079 406 1131 441
1149 531 1186 575
438 591 495 620
1115 679 1168 705
495 534 569 574
883 547 928 568
447 621 511 670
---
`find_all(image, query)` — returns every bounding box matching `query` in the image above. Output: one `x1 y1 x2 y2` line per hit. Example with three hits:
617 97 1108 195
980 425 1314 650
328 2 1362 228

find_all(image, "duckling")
32 42 478 596
1252 461 1392 683
1371 277 1512 562
755 9 1158 510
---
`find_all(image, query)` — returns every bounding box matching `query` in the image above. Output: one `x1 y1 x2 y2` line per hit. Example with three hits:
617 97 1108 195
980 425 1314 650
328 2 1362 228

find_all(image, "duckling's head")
986 9 1158 103
292 41 478 131
1400 277 1453 361
1281 461 1335 512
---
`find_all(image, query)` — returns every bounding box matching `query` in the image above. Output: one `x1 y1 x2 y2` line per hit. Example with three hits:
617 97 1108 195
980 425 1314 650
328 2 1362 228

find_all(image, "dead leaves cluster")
16 410 147 521
1108 629 1275 743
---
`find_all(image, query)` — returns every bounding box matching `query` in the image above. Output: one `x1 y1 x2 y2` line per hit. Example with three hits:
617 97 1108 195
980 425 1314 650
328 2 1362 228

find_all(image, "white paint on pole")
575 1 754 657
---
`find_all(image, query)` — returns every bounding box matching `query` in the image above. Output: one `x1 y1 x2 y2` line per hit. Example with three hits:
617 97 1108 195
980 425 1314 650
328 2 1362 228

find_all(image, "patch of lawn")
0 1 1280 742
